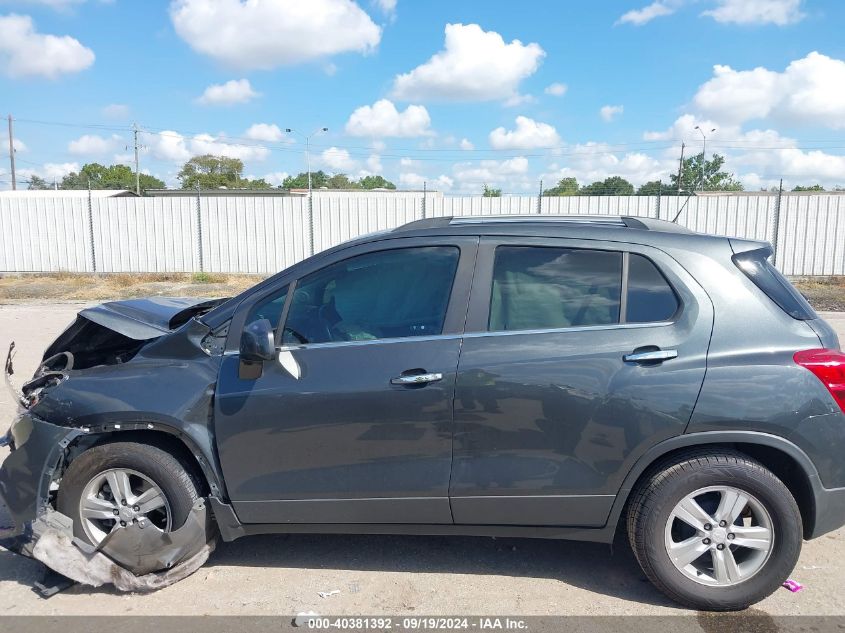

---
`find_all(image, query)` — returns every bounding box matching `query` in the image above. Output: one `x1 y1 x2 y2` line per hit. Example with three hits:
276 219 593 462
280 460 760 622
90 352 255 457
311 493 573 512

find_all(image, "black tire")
627 449 802 611
58 441 202 570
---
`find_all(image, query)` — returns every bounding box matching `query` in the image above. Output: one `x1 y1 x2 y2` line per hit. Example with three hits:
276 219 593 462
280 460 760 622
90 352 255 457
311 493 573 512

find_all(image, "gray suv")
2 215 845 610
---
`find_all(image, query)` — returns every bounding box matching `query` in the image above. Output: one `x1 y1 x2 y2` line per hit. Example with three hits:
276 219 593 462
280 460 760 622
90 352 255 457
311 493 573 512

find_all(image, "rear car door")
214 236 478 525
450 236 713 526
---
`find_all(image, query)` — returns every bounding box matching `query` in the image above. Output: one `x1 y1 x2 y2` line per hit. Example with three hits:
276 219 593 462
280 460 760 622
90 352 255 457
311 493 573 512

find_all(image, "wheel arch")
66 425 224 500
609 431 820 540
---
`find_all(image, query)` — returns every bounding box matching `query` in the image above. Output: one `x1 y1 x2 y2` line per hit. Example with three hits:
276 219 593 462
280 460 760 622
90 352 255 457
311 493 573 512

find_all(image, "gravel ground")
1 303 844 617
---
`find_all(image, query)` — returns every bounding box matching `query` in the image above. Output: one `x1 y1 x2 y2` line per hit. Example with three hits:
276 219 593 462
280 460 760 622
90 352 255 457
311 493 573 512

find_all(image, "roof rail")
393 214 691 234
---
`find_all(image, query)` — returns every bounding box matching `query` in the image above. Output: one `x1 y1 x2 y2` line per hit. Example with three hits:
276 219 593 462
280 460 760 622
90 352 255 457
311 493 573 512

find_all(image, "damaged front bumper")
0 409 213 593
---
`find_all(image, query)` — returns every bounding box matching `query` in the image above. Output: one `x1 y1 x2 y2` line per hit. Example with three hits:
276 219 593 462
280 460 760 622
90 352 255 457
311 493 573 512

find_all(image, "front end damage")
1 298 225 595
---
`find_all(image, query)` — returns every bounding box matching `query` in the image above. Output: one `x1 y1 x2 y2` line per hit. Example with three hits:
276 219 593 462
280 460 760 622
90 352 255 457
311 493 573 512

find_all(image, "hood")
77 297 224 341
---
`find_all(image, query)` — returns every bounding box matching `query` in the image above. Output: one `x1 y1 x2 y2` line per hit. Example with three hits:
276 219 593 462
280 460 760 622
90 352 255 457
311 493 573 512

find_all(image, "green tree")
670 153 743 192
281 170 329 189
792 184 825 192
543 177 579 196
178 155 245 190
27 175 51 190
325 173 360 189
581 176 635 196
60 163 166 192
636 180 676 196
358 175 396 190
482 184 502 197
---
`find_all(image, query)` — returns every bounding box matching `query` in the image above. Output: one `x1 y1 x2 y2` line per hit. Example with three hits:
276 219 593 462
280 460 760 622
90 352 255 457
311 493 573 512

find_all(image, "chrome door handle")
623 349 678 363
390 372 443 385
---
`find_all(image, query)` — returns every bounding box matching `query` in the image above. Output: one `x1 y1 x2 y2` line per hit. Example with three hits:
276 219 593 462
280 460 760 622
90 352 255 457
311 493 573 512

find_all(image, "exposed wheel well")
66 430 212 498
624 442 816 539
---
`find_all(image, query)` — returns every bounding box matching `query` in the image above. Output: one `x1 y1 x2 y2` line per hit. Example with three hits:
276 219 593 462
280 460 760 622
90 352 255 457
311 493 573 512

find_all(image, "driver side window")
282 246 460 346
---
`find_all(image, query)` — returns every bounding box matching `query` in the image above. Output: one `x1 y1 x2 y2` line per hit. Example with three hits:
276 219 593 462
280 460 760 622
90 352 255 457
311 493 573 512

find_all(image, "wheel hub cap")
78 468 172 545
664 485 774 587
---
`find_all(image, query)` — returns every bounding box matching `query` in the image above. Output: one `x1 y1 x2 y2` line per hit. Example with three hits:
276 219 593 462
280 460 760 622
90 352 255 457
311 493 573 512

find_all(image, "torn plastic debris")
31 499 214 593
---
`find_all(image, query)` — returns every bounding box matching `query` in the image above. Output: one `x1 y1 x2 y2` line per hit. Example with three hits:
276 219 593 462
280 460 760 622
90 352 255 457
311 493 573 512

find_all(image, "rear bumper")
0 412 83 554
809 483 845 539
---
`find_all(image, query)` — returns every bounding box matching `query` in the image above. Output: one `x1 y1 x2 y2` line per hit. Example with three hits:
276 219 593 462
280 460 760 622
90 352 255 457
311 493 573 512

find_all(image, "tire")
58 441 202 571
627 449 802 611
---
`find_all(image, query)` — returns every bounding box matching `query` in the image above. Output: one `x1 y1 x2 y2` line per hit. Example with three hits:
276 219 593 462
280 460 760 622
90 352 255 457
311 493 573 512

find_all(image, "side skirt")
207 498 617 544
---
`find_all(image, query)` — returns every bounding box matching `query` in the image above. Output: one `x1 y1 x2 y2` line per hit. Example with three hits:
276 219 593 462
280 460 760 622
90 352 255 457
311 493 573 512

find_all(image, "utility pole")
285 127 328 256
676 142 685 196
7 115 16 190
132 123 141 196
694 126 716 191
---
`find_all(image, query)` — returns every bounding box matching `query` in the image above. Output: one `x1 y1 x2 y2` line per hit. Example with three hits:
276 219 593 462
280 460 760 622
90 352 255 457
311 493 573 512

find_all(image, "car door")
450 236 713 526
214 236 478 525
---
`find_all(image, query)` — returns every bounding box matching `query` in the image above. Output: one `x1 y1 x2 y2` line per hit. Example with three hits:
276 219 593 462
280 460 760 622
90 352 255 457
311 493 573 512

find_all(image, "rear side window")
626 254 679 323
490 246 622 331
733 248 817 320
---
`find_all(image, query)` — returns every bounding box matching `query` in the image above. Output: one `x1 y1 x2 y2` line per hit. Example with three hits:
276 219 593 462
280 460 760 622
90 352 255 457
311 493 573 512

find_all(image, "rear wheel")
627 450 802 611
58 441 203 570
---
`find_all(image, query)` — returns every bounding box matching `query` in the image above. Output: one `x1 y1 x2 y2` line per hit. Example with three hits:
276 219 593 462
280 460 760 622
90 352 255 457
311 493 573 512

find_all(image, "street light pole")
286 127 328 257
285 127 328 195
694 126 716 191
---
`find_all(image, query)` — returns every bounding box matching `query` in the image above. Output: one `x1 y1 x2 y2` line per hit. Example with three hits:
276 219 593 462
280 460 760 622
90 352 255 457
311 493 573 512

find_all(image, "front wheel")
627 450 803 611
57 441 204 572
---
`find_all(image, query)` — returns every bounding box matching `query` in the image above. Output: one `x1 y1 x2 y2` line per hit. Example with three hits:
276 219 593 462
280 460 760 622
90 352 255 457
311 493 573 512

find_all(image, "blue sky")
2 0 845 192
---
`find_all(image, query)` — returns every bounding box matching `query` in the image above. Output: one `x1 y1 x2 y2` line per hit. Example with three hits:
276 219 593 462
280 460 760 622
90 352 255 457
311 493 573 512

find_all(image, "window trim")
469 237 684 335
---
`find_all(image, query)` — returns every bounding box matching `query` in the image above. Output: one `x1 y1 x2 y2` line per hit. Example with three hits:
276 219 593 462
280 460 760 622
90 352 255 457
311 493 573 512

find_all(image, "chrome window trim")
466 319 674 340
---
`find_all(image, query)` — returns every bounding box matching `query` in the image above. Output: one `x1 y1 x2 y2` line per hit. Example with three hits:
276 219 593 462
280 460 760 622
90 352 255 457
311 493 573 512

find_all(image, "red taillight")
794 348 845 412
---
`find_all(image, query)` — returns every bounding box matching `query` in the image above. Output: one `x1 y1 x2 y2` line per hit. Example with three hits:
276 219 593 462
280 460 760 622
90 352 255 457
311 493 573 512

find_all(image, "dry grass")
0 272 265 302
792 277 845 312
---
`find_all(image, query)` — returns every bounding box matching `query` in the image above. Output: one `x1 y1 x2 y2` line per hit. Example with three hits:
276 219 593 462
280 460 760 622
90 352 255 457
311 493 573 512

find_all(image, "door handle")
623 349 678 363
390 372 443 386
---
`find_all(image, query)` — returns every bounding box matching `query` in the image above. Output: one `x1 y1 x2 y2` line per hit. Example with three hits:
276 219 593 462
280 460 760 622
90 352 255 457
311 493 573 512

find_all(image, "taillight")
794 348 845 412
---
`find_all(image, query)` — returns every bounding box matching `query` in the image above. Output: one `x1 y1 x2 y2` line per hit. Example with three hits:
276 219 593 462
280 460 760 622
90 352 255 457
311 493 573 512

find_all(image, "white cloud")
190 133 270 161
459 138 474 151
196 78 259 106
263 171 289 186
399 172 453 190
21 162 75 185
489 116 561 150
453 156 531 191
702 0 804 25
364 154 383 174
144 129 270 163
345 99 432 137
373 0 396 14
391 23 545 102
643 114 735 142
320 147 358 172
618 0 804 26
245 123 286 142
0 14 94 79
503 93 536 108
544 82 568 97
1 134 27 153
600 105 624 122
616 1 676 25
170 0 381 70
68 134 123 156
543 144 670 188
692 52 845 128
102 104 130 119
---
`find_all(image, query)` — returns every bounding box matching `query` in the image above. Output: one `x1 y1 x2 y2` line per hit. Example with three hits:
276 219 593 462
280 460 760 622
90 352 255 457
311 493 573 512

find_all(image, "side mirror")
240 319 276 362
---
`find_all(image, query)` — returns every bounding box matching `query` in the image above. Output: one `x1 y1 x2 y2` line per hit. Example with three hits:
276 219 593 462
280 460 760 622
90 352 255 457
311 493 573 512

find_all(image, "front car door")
214 236 478 525
450 235 713 526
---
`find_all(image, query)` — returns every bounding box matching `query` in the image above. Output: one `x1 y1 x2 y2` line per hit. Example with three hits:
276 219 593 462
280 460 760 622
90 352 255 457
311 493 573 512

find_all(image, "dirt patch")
0 273 265 302
793 277 845 312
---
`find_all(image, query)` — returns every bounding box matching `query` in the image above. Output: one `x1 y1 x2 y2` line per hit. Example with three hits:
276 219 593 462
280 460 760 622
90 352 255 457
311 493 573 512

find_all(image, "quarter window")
489 246 623 331
282 246 460 346
625 254 679 323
